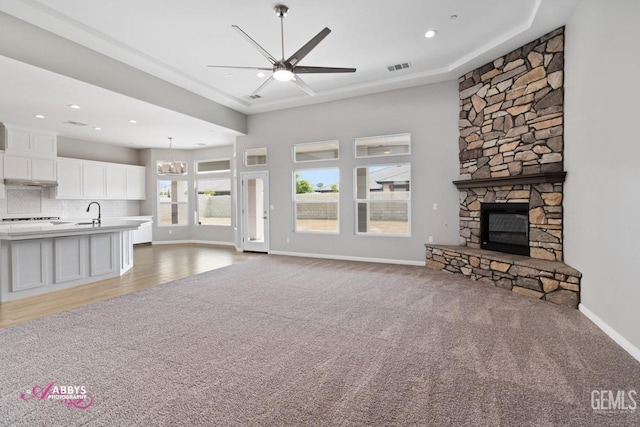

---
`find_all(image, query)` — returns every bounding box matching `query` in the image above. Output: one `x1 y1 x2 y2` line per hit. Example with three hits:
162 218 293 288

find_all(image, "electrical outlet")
428 236 434 243
286 237 290 243
433 203 438 210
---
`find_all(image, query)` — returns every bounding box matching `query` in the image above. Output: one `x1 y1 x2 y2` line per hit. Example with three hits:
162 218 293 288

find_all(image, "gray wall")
236 81 460 264
564 0 640 353
140 144 236 244
58 136 140 165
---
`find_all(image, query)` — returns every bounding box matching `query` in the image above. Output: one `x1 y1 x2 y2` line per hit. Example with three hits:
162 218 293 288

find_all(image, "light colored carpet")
0 255 638 426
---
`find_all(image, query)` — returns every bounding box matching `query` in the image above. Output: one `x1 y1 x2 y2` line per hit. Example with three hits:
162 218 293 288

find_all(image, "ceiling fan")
208 4 356 97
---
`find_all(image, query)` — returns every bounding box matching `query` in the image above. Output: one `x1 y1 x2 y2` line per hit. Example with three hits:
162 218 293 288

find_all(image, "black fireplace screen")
480 203 529 256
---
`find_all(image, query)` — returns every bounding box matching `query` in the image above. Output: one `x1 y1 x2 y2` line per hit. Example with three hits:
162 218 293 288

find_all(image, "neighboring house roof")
368 164 410 190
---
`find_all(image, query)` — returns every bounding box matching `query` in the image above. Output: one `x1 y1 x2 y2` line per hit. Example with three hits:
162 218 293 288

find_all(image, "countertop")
0 219 145 240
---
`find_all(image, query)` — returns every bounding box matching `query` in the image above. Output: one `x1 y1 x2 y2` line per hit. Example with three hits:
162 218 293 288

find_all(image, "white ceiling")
0 0 579 149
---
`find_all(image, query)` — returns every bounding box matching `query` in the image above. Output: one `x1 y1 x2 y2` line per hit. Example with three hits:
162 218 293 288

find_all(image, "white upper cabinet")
1 125 57 159
106 165 127 199
3 156 56 182
56 158 83 198
1 124 57 183
0 154 5 199
82 162 106 198
126 166 146 200
56 157 146 200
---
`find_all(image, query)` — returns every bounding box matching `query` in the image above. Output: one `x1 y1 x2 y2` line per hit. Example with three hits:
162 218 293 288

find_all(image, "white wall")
236 81 460 264
564 0 640 354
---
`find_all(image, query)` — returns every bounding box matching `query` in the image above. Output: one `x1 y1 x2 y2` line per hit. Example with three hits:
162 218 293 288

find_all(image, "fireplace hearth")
481 203 529 256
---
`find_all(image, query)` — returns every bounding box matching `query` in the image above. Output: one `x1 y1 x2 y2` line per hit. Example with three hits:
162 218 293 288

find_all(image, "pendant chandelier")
157 137 187 175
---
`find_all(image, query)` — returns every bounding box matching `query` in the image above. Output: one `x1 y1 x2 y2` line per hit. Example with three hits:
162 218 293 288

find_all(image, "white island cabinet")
0 220 143 302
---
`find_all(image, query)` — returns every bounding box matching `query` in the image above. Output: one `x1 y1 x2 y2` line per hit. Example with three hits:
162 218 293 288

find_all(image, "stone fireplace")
425 27 582 309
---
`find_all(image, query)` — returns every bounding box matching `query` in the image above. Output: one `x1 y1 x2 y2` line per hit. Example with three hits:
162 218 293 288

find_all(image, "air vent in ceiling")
247 94 262 100
387 62 411 72
63 120 88 126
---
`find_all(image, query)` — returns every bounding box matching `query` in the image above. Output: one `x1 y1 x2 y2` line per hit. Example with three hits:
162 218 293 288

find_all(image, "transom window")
354 133 411 158
293 140 339 162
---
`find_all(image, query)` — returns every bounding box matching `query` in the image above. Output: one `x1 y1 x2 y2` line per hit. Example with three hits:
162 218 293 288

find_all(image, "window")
293 140 339 162
244 148 267 166
355 133 411 158
294 168 339 233
197 178 231 226
158 180 189 226
196 159 231 174
355 164 410 235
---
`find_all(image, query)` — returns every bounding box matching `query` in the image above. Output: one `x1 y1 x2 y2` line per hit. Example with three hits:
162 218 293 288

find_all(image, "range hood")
4 178 58 188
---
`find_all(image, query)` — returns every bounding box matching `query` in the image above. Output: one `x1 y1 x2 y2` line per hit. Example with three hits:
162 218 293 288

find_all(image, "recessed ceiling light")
227 73 234 77
68 104 81 109
34 114 45 119
94 127 102 131
425 29 438 38
197 143 206 146
129 119 137 124
450 14 458 20
256 72 266 78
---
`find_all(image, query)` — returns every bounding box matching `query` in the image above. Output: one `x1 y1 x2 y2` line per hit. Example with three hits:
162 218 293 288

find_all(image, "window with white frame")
355 133 411 158
354 164 410 235
244 148 267 166
293 140 339 162
294 168 339 233
196 159 232 226
158 180 189 226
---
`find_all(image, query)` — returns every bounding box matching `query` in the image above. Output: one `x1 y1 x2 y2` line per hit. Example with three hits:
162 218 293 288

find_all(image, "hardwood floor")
0 243 260 329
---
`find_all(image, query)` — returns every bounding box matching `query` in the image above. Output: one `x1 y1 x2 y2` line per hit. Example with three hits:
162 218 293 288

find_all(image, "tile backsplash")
1 186 141 219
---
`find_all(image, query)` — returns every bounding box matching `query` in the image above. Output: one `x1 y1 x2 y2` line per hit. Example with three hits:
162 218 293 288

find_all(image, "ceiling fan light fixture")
273 68 294 81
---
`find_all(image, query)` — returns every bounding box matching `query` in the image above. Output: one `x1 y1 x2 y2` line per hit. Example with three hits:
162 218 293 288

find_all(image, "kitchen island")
0 219 144 302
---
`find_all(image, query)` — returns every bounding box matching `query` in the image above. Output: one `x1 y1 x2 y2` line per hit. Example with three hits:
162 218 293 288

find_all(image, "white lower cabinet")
11 240 48 291
54 236 87 283
90 233 116 277
0 230 134 302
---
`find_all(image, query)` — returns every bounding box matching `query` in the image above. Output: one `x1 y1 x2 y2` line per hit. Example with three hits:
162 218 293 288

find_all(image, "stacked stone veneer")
425 245 581 308
458 27 565 262
425 27 581 309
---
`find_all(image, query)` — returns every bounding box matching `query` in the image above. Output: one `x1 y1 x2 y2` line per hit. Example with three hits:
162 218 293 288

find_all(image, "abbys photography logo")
591 390 637 413
20 381 93 410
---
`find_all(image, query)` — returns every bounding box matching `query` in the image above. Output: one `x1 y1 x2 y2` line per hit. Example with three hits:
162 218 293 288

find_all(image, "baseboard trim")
579 303 640 364
151 240 236 248
269 250 425 266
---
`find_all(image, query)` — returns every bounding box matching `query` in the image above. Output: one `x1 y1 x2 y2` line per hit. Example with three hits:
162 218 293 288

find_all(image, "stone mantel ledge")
425 244 582 309
453 171 566 189
426 244 580 276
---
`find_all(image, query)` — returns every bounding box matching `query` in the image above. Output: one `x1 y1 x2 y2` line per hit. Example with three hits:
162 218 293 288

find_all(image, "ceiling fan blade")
294 66 357 74
207 65 273 71
286 27 331 66
232 25 277 65
252 75 275 96
291 75 315 96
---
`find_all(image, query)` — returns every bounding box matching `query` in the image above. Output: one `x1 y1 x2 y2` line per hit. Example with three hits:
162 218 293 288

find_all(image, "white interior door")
242 171 269 253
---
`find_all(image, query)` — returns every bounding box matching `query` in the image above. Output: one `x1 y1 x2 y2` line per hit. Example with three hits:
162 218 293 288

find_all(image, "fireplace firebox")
480 203 529 256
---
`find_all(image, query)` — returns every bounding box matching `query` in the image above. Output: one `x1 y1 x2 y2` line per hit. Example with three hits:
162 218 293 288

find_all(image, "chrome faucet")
86 201 101 225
